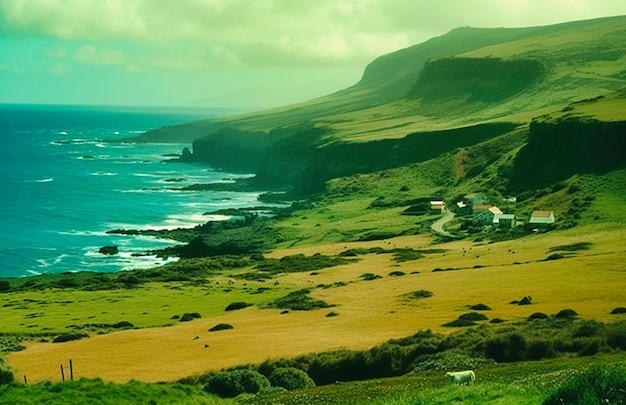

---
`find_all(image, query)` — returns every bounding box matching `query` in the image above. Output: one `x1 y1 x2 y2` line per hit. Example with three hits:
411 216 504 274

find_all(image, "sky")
1 0 626 109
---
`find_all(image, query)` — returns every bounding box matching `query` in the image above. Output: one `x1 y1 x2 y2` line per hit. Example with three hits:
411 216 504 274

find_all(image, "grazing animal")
445 370 476 386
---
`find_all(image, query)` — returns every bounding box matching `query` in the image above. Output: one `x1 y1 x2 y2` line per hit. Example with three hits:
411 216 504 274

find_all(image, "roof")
488 206 503 215
531 210 553 217
472 204 492 211
493 214 515 223
530 210 555 224
430 200 445 205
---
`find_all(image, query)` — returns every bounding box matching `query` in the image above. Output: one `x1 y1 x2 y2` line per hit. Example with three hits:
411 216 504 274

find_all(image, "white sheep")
445 370 476 386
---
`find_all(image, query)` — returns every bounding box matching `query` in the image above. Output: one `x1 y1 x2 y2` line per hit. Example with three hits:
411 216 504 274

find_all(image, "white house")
529 210 555 226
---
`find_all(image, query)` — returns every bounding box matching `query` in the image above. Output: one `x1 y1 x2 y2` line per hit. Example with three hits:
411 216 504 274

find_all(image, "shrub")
268 367 315 390
225 302 252 311
526 340 556 360
179 312 201 322
262 289 334 311
405 290 434 300
52 333 89 343
0 280 10 292
360 273 382 281
0 364 14 385
611 307 626 315
388 271 406 277
469 303 491 311
209 323 234 332
112 321 134 329
555 309 578 319
204 369 270 398
484 333 527 362
543 365 626 405
527 312 549 321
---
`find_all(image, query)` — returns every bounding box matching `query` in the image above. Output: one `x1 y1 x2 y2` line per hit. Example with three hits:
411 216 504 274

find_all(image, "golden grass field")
6 224 625 384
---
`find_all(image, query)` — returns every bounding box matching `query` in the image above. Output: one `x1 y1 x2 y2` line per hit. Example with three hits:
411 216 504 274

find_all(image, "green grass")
0 378 230 405
0 279 292 335
240 354 626 405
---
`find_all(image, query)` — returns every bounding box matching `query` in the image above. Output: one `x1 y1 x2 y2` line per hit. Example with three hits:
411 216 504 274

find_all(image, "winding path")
431 207 457 238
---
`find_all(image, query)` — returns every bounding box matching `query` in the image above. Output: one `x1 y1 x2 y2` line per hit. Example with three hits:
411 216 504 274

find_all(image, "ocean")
0 104 267 278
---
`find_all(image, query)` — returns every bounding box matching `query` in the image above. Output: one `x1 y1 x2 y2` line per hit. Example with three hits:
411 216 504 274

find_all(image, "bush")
527 312 549 321
262 289 334 311
469 303 491 311
484 333 527 362
0 364 14 385
0 280 10 292
204 369 270 398
611 307 626 315
268 367 315 390
225 302 252 311
209 323 234 332
52 333 89 343
555 309 578 320
405 290 434 300
543 365 626 405
179 312 201 322
360 273 382 281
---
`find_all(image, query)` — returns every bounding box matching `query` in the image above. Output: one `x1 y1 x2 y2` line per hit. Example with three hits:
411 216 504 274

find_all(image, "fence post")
70 359 74 381
60 364 65 382
23 375 27 385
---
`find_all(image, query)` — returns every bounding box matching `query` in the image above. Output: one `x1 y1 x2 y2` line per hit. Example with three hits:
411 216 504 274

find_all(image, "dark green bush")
0 364 14 385
268 367 315 390
203 369 270 398
0 280 10 292
209 323 234 332
225 302 252 311
405 290 434 300
52 333 89 343
528 312 549 321
484 333 527 362
179 312 202 322
469 303 491 311
543 365 626 405
360 273 382 281
262 289 334 311
555 309 578 319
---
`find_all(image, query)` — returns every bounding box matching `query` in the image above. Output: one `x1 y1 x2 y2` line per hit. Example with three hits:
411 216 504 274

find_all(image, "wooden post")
70 359 73 381
23 375 27 385
60 364 65 382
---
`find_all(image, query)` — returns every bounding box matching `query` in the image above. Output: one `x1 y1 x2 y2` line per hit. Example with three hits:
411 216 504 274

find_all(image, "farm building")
493 213 516 229
529 210 556 226
430 200 445 214
473 205 502 226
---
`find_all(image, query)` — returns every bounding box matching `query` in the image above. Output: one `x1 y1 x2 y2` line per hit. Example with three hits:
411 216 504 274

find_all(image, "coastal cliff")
510 114 626 189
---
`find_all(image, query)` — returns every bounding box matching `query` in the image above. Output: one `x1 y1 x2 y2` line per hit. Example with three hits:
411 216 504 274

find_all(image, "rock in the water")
99 245 119 255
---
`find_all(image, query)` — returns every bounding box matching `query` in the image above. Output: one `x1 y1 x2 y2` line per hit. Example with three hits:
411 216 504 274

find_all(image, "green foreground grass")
1 354 623 404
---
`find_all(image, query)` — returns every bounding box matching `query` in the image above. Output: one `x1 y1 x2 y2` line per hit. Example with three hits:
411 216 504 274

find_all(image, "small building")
430 200 445 214
473 205 502 226
529 210 556 226
493 213 516 229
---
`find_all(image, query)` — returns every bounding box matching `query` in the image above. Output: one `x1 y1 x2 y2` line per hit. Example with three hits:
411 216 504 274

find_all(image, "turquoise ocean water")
0 104 265 278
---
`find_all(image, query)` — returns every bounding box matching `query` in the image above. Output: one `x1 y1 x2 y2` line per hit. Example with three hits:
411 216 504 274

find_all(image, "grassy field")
5 219 625 384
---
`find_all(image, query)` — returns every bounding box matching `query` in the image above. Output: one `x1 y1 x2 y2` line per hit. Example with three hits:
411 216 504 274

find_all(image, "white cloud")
2 0 626 70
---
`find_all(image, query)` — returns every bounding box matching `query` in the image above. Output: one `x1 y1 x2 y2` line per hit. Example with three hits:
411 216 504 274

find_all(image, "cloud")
2 0 626 74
